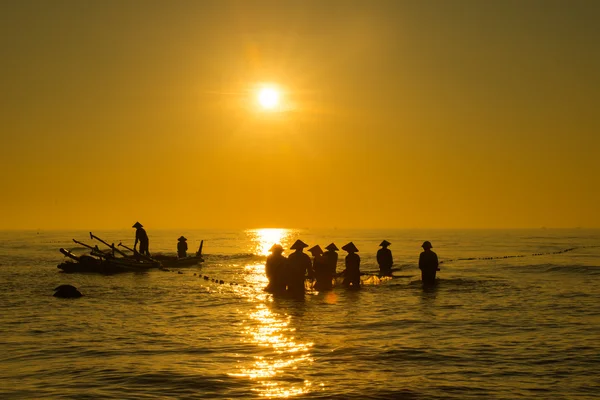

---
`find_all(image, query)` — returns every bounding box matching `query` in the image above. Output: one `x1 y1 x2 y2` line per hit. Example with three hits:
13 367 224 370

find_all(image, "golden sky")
1 0 598 230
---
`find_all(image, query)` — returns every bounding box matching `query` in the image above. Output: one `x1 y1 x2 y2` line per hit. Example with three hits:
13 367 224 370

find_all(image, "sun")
257 87 279 110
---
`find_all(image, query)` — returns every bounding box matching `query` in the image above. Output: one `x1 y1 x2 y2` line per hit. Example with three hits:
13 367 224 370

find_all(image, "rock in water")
53 284 83 298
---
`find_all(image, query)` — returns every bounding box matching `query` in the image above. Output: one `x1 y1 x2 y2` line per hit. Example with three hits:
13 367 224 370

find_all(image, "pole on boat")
197 240 203 256
72 239 110 258
89 232 129 258
118 242 156 263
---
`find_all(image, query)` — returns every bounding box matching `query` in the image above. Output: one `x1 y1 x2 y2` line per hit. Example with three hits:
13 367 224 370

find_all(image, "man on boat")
133 222 150 256
265 244 287 294
377 240 393 276
419 241 439 285
177 236 188 258
287 240 312 295
341 242 361 289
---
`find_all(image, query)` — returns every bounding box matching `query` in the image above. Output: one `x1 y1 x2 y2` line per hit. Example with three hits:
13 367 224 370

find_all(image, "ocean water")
1 228 599 399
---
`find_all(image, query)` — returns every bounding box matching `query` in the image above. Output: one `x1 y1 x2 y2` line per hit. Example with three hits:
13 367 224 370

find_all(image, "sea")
0 228 599 399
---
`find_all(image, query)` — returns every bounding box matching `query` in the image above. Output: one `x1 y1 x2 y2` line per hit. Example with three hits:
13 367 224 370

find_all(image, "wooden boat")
118 239 205 268
57 248 160 274
150 253 204 268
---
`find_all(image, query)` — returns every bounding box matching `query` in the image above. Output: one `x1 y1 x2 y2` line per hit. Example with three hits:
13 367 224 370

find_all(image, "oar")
196 240 204 256
89 232 129 258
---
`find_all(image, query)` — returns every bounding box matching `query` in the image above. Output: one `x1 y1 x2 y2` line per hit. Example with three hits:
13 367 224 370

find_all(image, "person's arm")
419 253 424 270
434 253 440 270
134 234 139 251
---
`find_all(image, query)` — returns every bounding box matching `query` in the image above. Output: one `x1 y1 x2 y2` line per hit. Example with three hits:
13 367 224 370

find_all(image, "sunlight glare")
258 87 280 109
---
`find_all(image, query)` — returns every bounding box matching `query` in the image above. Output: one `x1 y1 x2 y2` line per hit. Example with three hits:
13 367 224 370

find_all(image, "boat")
150 253 204 268
118 239 205 268
57 248 160 274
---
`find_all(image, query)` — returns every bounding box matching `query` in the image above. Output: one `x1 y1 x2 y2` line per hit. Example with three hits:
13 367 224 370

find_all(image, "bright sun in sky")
257 87 280 110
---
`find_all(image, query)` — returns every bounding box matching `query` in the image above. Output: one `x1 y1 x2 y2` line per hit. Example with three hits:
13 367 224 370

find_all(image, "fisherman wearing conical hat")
286 239 312 295
419 241 439 285
177 236 188 258
308 245 331 291
265 244 287 294
341 242 361 289
323 243 339 276
132 222 150 256
377 240 393 276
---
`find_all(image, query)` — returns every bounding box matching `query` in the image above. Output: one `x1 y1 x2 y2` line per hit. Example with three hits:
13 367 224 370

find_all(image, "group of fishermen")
265 239 440 295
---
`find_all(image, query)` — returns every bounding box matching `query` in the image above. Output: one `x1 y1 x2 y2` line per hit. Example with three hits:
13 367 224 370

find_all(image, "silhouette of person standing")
309 245 331 291
177 236 188 258
133 222 150 256
323 243 339 277
341 242 361 289
419 241 439 284
265 244 287 294
287 240 312 295
377 240 393 276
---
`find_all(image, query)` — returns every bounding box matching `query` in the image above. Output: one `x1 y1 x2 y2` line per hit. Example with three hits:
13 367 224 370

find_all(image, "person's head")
308 245 323 256
269 244 284 254
379 240 391 248
132 222 143 229
290 240 309 252
325 243 339 252
421 241 433 251
341 242 359 253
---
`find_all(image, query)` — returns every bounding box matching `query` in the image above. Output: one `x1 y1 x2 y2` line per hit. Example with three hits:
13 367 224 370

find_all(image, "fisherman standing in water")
265 244 287 294
133 222 150 256
177 236 188 258
308 245 331 291
419 241 439 284
287 240 312 295
341 242 361 289
377 240 393 276
323 243 339 277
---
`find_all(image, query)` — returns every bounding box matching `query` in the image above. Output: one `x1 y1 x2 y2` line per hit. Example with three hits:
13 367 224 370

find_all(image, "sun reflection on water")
247 228 294 256
229 302 314 397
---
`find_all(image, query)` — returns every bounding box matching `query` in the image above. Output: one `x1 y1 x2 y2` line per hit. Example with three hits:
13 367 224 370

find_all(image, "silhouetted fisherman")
341 242 361 289
419 241 439 284
309 245 331 291
377 240 393 275
177 236 188 258
132 222 150 256
265 244 287 294
287 240 312 295
323 243 339 277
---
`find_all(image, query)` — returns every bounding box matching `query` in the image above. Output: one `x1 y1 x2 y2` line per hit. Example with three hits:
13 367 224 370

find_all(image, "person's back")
287 251 311 294
341 242 361 288
323 243 339 276
177 237 188 258
419 241 439 284
377 248 393 275
312 253 332 291
266 251 287 294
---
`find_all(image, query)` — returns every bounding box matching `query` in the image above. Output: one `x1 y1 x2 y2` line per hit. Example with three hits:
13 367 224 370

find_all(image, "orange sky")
1 1 598 230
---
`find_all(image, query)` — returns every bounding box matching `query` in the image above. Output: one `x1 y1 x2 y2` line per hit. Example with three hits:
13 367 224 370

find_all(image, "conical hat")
379 240 391 247
325 243 339 251
341 242 359 253
308 245 323 255
132 222 143 228
178 236 187 241
290 240 309 250
269 244 284 253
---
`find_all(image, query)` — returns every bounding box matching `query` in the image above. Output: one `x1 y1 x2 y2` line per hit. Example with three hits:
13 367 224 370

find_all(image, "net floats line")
439 245 599 265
